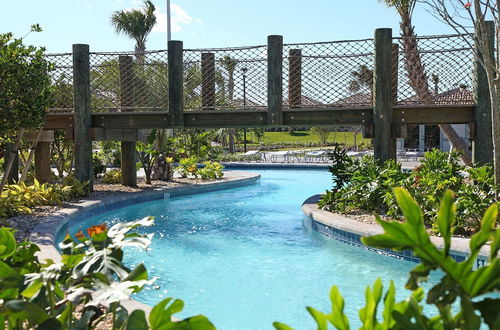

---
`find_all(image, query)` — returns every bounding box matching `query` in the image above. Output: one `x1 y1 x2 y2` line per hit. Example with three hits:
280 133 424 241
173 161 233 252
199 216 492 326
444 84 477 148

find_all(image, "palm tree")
348 65 374 150
348 65 373 96
111 0 156 63
220 56 238 100
219 56 238 153
381 0 471 164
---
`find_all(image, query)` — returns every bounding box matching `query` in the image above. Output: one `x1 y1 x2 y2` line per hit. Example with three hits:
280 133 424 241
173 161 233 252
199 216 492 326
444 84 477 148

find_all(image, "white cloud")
153 3 201 33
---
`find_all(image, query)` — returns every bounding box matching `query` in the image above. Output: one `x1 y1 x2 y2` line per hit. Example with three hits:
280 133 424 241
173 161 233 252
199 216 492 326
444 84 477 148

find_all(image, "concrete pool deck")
302 194 491 266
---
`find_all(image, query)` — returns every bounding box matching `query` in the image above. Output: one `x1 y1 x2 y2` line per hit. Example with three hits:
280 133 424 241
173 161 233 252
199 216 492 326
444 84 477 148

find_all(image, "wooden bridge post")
373 29 396 162
34 142 51 183
201 53 215 109
119 55 137 186
168 41 184 127
473 20 494 163
267 35 283 125
73 44 93 190
288 49 302 108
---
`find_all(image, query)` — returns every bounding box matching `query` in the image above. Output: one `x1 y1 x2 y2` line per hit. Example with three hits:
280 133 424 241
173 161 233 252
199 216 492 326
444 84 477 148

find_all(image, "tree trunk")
400 17 471 164
228 130 235 154
490 79 500 187
0 129 25 192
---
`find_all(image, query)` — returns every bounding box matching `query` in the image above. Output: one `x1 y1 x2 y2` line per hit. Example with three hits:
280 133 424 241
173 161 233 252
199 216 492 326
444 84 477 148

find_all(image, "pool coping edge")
302 194 490 265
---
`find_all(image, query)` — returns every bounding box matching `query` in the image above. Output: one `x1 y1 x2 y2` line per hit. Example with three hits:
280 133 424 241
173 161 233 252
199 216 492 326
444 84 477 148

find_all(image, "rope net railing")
183 45 268 111
45 53 74 112
283 39 374 109
88 50 169 112
44 33 475 113
394 34 474 105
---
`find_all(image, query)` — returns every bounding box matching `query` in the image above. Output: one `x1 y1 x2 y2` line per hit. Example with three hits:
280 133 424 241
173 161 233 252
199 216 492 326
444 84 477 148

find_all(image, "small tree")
311 127 333 145
0 28 53 191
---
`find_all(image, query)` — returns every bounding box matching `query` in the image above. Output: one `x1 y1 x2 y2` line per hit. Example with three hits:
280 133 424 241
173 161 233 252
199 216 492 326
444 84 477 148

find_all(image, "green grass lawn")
246 130 371 148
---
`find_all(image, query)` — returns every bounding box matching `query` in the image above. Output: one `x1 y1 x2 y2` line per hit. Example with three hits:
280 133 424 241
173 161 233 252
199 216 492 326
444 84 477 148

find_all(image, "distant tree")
110 0 156 63
348 64 373 96
310 127 333 145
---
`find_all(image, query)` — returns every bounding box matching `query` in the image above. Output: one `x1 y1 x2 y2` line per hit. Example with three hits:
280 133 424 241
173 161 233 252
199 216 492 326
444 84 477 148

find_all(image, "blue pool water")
62 169 424 329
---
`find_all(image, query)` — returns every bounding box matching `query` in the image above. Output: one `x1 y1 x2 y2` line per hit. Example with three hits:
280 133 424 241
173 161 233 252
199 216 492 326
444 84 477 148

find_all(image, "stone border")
30 171 260 263
302 195 490 266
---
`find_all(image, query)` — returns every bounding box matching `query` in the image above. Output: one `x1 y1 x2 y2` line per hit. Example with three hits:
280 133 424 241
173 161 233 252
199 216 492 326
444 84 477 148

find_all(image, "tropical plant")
176 157 199 179
320 148 498 233
379 0 471 164
276 188 500 329
0 178 88 218
0 219 215 329
348 64 373 96
198 161 224 180
310 127 333 145
51 130 74 178
110 0 156 62
102 169 122 184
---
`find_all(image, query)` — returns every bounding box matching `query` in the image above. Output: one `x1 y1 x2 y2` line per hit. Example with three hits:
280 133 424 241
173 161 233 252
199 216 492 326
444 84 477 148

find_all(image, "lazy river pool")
59 169 426 329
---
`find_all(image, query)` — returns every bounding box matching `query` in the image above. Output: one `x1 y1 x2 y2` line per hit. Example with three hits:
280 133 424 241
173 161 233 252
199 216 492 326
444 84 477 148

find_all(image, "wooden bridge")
33 27 493 188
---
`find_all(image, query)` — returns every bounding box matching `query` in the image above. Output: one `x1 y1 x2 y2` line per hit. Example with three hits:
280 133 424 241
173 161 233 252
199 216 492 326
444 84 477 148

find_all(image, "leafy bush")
319 148 498 233
176 157 199 178
92 154 106 178
198 161 224 179
0 219 215 329
102 168 122 184
277 188 499 329
0 178 89 218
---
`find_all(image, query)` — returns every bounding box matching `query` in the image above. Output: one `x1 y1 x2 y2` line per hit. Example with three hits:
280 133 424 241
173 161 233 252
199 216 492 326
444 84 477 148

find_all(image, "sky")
0 0 459 54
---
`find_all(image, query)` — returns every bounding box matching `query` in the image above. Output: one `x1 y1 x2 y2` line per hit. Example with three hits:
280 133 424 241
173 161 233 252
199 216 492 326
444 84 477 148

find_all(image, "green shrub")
320 148 498 233
277 189 499 329
198 161 224 179
93 154 106 178
176 157 199 178
0 179 89 218
102 168 122 184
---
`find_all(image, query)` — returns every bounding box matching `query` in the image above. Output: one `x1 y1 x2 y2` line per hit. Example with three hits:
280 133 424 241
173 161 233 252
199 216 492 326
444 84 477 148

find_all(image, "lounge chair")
305 150 328 163
240 150 263 162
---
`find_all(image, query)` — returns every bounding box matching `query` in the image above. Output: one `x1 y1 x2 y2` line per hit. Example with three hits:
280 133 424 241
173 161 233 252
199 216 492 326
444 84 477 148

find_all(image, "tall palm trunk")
400 15 471 164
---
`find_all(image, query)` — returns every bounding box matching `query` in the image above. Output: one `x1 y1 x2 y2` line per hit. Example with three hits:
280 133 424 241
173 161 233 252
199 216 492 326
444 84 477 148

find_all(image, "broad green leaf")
328 286 350 330
0 227 16 259
124 263 148 282
21 278 43 298
470 203 498 254
4 300 49 326
150 298 174 329
273 322 294 330
393 188 424 229
126 310 148 330
435 190 455 255
306 306 328 330
381 281 395 329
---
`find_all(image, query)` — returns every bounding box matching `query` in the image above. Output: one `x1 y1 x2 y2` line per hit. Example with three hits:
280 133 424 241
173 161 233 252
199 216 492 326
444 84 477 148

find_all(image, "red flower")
87 224 107 237
75 230 86 240
464 1 472 9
